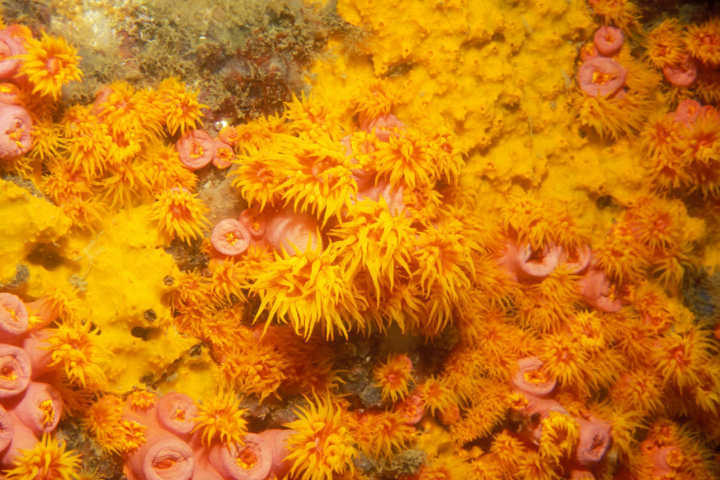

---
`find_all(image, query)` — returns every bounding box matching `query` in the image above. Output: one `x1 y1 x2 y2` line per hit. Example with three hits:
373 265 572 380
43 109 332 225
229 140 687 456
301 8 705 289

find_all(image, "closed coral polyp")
594 26 624 56
211 219 251 256
176 129 216 171
577 57 627 97
0 104 32 160
663 56 698 87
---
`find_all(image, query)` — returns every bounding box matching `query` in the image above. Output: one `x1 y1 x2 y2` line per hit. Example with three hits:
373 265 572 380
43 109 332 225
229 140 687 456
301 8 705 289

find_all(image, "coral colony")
1 0 720 479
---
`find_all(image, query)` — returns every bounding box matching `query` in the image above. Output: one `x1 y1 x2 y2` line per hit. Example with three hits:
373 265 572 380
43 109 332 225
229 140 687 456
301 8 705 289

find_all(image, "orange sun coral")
640 113 691 192
285 395 357 480
156 77 206 135
539 332 589 389
64 110 115 179
193 390 248 447
353 410 415 458
141 140 198 194
410 217 478 334
19 32 82 100
92 81 164 142
610 368 664 415
150 187 209 244
537 411 579 465
28 118 65 161
46 319 107 390
213 324 290 400
353 126 463 191
587 0 640 31
4 435 82 480
577 88 650 139
330 199 415 303
419 376 458 418
374 353 414 402
235 132 357 225
250 248 366 340
646 19 687 69
685 18 720 67
84 394 147 454
652 324 714 390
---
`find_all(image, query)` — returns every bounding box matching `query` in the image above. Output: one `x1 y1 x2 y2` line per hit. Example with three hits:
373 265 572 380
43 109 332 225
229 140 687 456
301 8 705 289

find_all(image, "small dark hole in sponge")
26 243 64 270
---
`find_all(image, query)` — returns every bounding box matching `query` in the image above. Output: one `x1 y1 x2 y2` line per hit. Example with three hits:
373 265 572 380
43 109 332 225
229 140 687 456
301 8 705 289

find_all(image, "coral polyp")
4 435 82 480
192 390 249 447
19 32 82 100
150 187 209 244
285 396 357 480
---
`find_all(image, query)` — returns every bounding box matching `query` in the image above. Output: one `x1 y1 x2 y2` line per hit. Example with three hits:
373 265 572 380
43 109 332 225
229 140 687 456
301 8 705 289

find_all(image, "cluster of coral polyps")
87 390 291 480
0 293 81 477
2 1 720 479
196 93 469 341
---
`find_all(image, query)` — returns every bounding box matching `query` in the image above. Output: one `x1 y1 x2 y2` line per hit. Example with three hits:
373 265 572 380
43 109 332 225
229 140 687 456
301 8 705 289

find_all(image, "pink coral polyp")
512 357 557 397
0 29 25 79
576 417 612 466
662 56 698 87
263 210 321 255
593 26 624 56
577 57 627 97
0 293 28 341
673 99 702 125
176 129 216 170
0 104 32 160
211 219 252 257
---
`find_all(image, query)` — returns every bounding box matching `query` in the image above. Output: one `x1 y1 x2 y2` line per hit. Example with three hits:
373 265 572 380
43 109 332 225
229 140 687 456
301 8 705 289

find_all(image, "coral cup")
593 26 624 56
652 446 684 476
578 268 622 312
10 381 63 436
0 406 14 454
577 57 627 97
208 433 272 480
238 209 267 240
0 412 36 468
0 83 22 105
500 242 562 282
0 28 25 79
211 219 251 257
176 129 216 171
0 345 31 398
519 394 568 445
395 392 425 425
673 99 702 126
258 429 293 478
559 245 592 274
127 435 195 480
212 140 234 169
156 392 197 437
263 210 321 255
0 293 29 342
21 329 54 378
663 56 698 87
0 104 32 160
576 416 612 466
512 357 557 397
